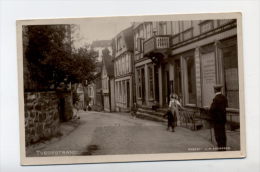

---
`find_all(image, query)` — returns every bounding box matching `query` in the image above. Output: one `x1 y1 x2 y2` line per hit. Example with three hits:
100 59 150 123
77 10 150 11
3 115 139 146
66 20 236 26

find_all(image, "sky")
72 20 132 48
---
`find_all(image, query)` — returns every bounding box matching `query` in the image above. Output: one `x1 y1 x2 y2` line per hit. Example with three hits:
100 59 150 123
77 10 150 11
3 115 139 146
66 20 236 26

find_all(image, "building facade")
87 40 112 111
113 27 134 112
134 19 239 124
86 62 103 111
101 48 115 112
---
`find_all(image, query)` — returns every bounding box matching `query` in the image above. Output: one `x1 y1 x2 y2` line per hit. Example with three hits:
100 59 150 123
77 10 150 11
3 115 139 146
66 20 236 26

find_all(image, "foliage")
72 89 80 105
24 25 97 90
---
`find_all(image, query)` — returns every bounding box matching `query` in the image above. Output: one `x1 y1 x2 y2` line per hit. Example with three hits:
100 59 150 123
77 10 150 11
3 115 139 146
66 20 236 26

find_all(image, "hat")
214 84 223 89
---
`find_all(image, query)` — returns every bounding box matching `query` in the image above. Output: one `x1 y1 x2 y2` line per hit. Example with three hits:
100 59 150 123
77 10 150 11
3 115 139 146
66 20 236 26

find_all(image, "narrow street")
27 111 215 156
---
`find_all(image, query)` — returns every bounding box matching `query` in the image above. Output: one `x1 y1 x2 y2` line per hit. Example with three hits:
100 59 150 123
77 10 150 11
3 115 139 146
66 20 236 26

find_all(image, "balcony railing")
143 35 170 55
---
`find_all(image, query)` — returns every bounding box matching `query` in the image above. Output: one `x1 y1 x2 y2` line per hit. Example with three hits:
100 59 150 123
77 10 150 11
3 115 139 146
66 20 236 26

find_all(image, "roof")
122 27 134 51
102 52 114 77
114 26 134 51
91 40 112 48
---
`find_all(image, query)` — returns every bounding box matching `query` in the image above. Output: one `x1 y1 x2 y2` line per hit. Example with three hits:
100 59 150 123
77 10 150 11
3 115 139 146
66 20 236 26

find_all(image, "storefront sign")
201 52 216 107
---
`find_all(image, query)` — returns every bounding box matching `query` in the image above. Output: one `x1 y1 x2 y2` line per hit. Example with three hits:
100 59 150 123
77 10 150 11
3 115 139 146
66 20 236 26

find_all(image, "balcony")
143 35 171 56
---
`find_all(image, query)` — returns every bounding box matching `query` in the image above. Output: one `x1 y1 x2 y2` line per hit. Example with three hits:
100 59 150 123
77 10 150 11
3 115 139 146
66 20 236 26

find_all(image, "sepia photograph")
17 13 245 165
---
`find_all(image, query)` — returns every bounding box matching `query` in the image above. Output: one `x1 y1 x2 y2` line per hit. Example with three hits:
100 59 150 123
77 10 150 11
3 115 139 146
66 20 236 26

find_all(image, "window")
117 36 122 52
183 29 193 41
116 61 118 76
185 56 196 105
119 59 121 75
222 42 239 109
218 19 233 26
123 55 125 74
117 82 119 101
122 81 126 103
148 65 154 99
128 54 131 73
146 22 153 39
119 81 122 102
200 20 214 34
137 69 142 98
126 54 129 73
159 22 167 35
137 38 143 52
183 21 192 31
135 31 139 50
172 21 180 35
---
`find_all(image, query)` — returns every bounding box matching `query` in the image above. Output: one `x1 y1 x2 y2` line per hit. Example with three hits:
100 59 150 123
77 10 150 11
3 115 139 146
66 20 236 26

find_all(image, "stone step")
136 111 167 123
137 107 204 131
137 108 165 117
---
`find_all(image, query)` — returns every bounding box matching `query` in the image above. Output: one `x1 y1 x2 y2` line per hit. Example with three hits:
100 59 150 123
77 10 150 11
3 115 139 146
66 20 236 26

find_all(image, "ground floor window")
148 65 154 99
136 68 142 99
184 55 196 105
123 80 126 103
222 40 239 109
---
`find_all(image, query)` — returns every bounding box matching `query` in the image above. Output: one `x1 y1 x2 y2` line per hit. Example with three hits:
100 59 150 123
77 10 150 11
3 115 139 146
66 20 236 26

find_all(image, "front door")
154 65 159 102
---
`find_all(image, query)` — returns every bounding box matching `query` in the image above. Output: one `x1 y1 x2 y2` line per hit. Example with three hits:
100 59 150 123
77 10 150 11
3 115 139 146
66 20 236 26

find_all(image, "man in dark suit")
209 84 228 150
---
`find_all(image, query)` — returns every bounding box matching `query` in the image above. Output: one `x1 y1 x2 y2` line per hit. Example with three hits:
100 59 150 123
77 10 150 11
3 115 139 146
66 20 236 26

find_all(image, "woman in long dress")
169 94 183 128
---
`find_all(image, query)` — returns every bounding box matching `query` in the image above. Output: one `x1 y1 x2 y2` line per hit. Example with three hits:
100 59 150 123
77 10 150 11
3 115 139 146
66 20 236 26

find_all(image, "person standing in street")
164 94 183 132
209 84 228 150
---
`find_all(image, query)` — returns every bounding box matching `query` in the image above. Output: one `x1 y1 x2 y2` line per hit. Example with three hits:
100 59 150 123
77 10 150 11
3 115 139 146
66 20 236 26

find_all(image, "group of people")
160 84 228 149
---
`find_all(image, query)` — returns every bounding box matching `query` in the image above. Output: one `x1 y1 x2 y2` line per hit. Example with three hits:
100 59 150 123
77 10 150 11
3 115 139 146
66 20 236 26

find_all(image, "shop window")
222 44 239 109
148 65 154 99
185 56 196 105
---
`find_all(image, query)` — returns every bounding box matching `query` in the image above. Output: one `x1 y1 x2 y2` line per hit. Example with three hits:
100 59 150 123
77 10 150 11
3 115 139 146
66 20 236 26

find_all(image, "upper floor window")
200 20 214 34
159 22 167 35
117 36 122 52
145 22 153 39
218 19 233 26
184 55 196 105
183 21 192 31
172 21 180 35
183 28 193 41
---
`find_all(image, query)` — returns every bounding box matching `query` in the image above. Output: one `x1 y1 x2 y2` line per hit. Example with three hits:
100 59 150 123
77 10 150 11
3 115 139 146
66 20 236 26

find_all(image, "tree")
23 25 97 91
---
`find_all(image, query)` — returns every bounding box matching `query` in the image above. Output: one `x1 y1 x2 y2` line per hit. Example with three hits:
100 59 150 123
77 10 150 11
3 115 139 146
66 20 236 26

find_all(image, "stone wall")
24 91 60 146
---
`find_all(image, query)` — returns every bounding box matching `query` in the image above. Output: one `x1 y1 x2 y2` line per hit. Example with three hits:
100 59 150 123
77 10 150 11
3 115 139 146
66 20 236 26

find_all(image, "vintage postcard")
17 12 245 165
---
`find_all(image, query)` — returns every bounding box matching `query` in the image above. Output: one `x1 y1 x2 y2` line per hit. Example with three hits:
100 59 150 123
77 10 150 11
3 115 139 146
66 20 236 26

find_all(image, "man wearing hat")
209 84 228 150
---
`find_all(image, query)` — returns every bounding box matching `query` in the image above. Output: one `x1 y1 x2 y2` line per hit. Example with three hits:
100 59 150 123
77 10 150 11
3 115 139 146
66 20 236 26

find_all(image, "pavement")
26 110 240 157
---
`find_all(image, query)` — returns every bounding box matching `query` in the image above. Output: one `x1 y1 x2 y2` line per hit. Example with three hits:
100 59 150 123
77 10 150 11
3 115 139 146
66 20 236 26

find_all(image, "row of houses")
88 19 239 126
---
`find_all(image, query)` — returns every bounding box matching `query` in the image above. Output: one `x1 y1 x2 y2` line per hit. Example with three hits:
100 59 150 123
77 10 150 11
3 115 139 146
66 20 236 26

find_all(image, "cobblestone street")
25 110 231 156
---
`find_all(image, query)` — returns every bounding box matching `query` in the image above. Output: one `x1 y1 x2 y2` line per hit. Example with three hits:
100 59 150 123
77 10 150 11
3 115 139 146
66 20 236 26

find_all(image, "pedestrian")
131 102 138 119
209 84 228 151
164 94 182 132
169 94 183 127
73 101 80 119
163 109 175 132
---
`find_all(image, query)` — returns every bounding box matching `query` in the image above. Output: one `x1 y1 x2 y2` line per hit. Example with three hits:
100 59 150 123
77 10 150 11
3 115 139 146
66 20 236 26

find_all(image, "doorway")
174 59 182 98
141 68 146 105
